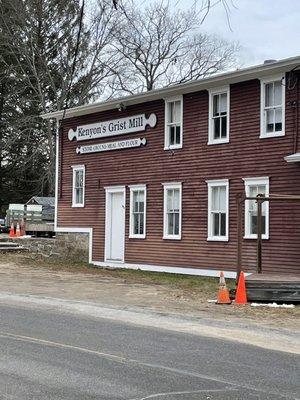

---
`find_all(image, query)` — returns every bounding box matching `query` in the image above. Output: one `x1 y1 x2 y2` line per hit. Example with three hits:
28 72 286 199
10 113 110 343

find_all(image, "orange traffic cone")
235 271 247 304
9 223 15 238
16 222 21 237
217 271 232 304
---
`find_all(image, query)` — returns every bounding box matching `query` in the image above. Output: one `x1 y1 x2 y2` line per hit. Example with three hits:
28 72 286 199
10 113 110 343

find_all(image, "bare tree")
109 0 239 94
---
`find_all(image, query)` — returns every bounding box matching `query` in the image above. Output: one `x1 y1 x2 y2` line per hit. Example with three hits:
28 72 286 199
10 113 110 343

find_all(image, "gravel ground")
0 252 299 332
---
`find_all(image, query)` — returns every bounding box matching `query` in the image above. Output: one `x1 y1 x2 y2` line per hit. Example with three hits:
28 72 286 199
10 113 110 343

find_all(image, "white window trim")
164 96 183 150
208 86 230 145
206 179 229 241
260 75 285 139
72 165 85 208
129 184 147 239
162 182 182 240
243 177 269 239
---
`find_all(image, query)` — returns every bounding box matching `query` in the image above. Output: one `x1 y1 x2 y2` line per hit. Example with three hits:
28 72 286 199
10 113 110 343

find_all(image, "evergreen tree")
0 0 116 215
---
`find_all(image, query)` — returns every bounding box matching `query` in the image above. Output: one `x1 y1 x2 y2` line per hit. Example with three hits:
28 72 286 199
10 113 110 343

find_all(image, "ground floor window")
243 177 269 239
206 179 229 241
163 182 182 239
129 185 146 238
72 165 85 207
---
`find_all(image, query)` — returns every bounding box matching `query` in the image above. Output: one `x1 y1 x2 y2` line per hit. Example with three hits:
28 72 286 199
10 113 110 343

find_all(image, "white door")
105 188 125 262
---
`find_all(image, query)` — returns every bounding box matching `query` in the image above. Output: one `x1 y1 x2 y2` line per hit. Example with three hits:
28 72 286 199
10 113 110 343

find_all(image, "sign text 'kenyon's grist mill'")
68 113 157 142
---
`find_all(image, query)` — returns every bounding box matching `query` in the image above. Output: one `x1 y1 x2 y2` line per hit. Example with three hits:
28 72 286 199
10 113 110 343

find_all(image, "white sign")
76 137 147 154
69 113 157 142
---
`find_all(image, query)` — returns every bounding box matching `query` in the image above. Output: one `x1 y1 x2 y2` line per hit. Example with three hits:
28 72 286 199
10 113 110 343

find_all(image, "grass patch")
7 252 233 296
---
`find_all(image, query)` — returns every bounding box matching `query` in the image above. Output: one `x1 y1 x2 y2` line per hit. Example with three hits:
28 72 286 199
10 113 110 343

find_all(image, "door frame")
104 185 126 263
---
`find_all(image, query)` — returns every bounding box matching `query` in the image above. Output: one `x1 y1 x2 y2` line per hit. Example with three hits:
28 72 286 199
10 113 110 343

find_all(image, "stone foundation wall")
10 232 89 262
55 232 89 262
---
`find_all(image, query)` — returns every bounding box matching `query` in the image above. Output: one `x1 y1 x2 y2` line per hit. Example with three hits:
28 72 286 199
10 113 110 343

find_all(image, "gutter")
41 55 300 120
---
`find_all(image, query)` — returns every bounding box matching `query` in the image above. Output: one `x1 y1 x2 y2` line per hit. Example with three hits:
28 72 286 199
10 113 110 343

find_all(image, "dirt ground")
0 252 299 332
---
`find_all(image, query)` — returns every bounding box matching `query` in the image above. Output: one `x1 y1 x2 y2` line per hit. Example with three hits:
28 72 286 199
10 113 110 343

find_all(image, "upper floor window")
208 87 230 144
163 183 182 239
207 179 229 241
260 76 285 138
72 165 85 207
129 185 146 238
243 177 269 239
164 97 183 150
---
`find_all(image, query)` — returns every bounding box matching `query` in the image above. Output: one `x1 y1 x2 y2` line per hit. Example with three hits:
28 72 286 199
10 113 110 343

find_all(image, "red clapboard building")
43 56 300 278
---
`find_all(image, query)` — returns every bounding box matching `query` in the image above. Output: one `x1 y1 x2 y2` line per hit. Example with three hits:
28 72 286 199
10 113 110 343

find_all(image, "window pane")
174 101 181 123
175 125 181 144
213 213 219 236
168 102 173 123
167 190 173 212
220 213 226 236
133 192 139 212
139 214 144 234
138 191 144 211
174 213 179 235
76 170 83 188
265 83 273 107
213 118 220 139
249 186 257 197
76 188 83 204
250 214 257 235
250 214 266 235
173 189 180 211
220 93 227 114
256 185 266 196
211 187 219 210
139 198 144 213
213 95 219 116
274 81 282 106
261 215 266 235
169 126 175 145
248 199 256 212
221 116 227 138
219 186 226 212
134 214 139 234
275 108 282 131
167 213 174 235
266 109 275 132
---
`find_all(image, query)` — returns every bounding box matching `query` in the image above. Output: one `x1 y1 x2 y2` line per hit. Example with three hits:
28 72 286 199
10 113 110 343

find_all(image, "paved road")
0 304 299 400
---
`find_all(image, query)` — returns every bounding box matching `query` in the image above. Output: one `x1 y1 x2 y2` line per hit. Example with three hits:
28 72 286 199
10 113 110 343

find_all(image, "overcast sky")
170 0 300 67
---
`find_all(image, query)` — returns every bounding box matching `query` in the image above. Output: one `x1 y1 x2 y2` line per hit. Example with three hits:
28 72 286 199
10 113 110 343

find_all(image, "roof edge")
42 55 300 120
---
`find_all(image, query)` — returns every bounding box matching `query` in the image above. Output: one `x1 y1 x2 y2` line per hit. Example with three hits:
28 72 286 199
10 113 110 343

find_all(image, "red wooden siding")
58 75 300 275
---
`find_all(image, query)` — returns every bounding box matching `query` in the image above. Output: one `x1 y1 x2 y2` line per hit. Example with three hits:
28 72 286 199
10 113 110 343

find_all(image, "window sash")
244 178 269 239
208 183 228 239
165 98 182 149
167 211 180 236
72 166 85 207
130 187 146 238
206 179 229 241
163 184 181 239
261 78 284 137
209 89 229 143
167 124 181 146
212 212 226 237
